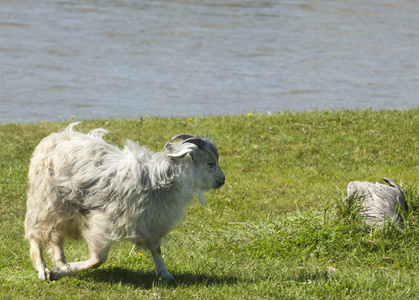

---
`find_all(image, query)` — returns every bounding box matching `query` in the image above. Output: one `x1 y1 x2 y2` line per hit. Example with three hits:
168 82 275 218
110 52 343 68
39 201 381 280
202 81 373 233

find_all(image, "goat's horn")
182 137 206 148
171 133 196 141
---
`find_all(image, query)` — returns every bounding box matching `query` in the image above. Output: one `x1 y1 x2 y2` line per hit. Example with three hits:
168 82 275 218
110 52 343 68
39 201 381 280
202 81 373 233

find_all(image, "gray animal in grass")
24 123 225 281
347 177 408 229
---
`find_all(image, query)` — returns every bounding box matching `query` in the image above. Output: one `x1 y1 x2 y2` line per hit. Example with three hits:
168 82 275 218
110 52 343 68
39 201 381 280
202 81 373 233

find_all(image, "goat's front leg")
148 240 175 283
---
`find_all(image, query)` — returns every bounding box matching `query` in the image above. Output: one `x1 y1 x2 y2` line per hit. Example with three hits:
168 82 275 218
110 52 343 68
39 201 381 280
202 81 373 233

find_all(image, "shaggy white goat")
24 123 225 281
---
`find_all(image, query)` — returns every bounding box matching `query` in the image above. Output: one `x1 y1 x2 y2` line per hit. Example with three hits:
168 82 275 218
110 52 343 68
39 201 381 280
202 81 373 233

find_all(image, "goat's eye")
208 162 216 168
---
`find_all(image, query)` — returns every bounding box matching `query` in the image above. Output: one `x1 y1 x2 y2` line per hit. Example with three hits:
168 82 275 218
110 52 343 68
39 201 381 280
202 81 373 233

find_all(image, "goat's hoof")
157 272 176 285
49 267 65 281
37 268 50 280
48 272 58 281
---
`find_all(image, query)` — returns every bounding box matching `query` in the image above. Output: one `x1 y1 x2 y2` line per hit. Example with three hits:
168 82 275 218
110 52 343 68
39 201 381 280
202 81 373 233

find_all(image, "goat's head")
165 134 225 202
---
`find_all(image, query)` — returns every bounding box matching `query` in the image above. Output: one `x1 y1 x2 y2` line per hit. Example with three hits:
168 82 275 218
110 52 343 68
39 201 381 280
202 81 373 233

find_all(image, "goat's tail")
64 122 108 139
65 122 81 133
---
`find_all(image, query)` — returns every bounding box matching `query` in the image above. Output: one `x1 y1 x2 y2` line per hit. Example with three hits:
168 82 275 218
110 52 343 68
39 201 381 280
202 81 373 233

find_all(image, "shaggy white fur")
24 123 225 281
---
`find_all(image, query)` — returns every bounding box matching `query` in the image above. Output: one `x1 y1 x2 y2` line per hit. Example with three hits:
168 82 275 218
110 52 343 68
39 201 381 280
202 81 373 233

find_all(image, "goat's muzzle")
215 176 226 189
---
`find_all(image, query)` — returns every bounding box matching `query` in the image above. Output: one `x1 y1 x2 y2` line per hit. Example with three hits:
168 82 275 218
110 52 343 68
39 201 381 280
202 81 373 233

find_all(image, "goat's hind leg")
49 220 112 281
49 238 66 269
29 238 50 280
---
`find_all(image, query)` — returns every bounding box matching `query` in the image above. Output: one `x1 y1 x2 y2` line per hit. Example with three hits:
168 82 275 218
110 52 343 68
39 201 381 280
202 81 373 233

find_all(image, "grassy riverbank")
1 109 418 299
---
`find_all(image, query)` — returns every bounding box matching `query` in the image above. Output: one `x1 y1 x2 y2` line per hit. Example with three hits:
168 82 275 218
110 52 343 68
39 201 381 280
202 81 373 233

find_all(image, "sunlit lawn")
1 109 418 299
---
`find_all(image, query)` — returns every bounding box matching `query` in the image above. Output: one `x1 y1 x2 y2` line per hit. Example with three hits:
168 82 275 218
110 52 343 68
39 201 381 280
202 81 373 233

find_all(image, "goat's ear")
165 143 197 159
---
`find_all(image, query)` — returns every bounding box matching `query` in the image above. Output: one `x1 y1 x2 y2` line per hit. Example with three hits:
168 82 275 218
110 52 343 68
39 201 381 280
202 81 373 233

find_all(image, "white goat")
24 123 225 281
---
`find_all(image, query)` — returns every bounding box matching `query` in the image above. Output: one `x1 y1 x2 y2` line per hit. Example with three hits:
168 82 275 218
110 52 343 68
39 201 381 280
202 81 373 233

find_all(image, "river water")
1 0 418 123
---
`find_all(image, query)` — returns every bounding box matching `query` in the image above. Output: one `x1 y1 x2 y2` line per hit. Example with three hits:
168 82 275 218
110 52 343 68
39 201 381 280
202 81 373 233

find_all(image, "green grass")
0 109 418 299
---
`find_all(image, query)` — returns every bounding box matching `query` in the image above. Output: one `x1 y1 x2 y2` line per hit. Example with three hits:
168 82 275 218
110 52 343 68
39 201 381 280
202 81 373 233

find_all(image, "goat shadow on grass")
76 267 241 289
282 268 335 285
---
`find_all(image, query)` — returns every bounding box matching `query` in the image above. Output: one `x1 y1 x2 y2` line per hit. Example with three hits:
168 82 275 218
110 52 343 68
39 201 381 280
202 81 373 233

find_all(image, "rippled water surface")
1 0 418 123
